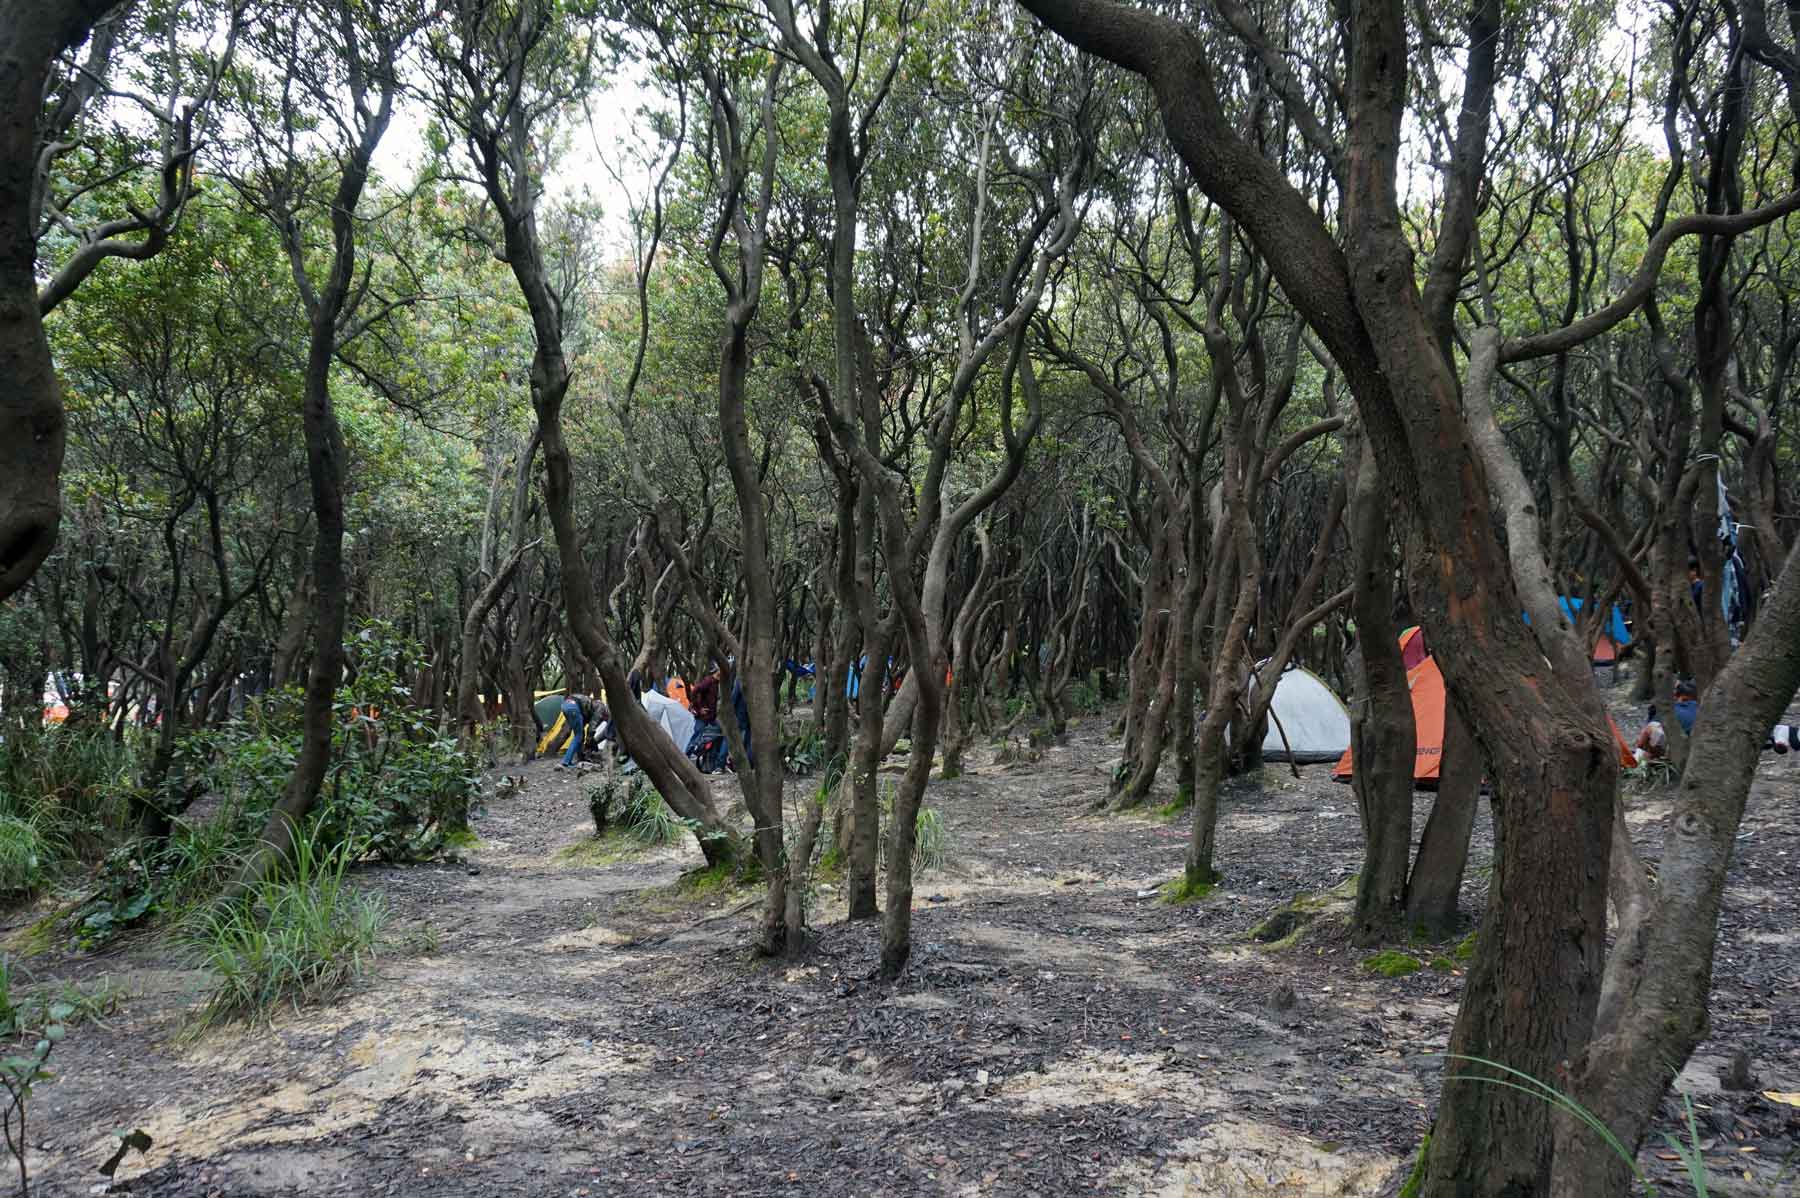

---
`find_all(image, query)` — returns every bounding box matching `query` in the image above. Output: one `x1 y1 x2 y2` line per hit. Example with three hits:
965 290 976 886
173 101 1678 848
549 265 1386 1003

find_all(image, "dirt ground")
9 708 1800 1197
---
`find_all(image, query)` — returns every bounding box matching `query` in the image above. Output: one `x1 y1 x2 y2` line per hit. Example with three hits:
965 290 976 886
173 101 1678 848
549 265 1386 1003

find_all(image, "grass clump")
440 827 481 852
0 723 135 879
912 808 948 874
1362 950 1423 977
624 783 683 847
0 816 50 895
1453 930 1478 962
575 774 685 855
183 825 385 1035
876 783 953 875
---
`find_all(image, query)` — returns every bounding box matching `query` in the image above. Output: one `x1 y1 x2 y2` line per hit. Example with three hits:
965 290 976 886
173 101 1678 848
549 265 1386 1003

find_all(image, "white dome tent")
1249 665 1352 764
641 687 697 755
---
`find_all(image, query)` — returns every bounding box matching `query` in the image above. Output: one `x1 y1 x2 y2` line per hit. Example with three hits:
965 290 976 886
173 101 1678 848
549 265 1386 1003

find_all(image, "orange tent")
1335 641 1635 788
1399 625 1429 671
1592 634 1620 665
666 676 691 711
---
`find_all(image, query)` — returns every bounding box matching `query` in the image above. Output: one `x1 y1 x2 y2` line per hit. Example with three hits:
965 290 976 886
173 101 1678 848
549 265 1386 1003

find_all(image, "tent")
535 692 574 756
642 688 696 755
666 676 691 711
1398 626 1429 671
1253 667 1352 763
1334 636 1635 788
1334 655 1450 786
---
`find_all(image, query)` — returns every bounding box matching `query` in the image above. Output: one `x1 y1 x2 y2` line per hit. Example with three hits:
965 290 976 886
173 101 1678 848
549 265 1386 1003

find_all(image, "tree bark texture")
0 0 120 601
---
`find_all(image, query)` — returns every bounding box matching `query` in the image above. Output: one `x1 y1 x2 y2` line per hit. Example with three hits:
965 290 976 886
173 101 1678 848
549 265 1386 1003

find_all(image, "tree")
427 0 741 864
226 0 424 894
1 0 243 602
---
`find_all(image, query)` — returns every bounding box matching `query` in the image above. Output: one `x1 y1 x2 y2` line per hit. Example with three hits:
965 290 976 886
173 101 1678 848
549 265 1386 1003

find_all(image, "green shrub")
783 728 827 777
0 816 48 895
183 824 385 1034
1068 671 1105 714
622 777 682 846
172 623 481 869
0 723 135 871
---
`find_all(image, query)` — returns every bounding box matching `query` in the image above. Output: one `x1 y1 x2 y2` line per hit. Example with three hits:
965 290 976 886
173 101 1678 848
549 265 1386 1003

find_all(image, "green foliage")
675 860 745 900
1068 671 1105 715
0 1023 59 1196
783 728 827 777
621 776 682 847
0 723 135 879
70 843 161 948
876 781 951 874
0 817 48 896
0 960 119 1035
1623 757 1680 793
1362 951 1423 977
183 824 385 1035
176 622 480 856
1398 1134 1430 1198
913 807 948 874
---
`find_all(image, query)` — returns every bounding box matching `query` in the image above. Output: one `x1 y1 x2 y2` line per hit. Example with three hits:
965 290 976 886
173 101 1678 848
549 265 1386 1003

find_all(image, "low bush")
180 624 481 864
183 824 385 1035
0 816 48 896
0 722 135 878
878 784 952 874
1068 671 1105 715
622 777 682 846
782 728 827 777
913 807 949 873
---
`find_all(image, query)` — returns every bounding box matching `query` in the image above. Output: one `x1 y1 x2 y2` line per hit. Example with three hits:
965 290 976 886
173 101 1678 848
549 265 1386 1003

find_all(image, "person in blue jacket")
730 675 753 768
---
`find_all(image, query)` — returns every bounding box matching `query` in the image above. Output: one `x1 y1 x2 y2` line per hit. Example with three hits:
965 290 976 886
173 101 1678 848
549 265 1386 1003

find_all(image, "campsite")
4 0 1800 1195
13 707 1800 1196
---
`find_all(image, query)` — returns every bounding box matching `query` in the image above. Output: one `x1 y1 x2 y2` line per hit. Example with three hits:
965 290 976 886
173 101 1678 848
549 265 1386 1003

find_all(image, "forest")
0 0 1798 1193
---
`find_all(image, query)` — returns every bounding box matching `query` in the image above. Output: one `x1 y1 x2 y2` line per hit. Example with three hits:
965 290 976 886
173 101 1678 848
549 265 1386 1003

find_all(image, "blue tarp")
1558 596 1630 647
1522 597 1631 648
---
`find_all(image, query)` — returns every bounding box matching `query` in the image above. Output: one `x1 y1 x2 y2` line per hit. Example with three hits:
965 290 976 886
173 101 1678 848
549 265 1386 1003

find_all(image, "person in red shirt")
689 662 721 724
685 661 725 770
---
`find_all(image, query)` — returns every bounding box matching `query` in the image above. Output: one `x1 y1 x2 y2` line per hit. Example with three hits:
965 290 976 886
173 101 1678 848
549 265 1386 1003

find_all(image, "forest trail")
18 714 1800 1197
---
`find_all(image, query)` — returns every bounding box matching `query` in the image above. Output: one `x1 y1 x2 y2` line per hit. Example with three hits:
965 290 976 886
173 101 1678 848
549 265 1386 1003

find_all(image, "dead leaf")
1761 1091 1800 1107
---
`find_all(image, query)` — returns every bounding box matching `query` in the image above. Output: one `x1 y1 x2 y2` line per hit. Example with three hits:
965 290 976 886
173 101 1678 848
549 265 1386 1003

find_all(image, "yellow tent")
534 689 609 756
